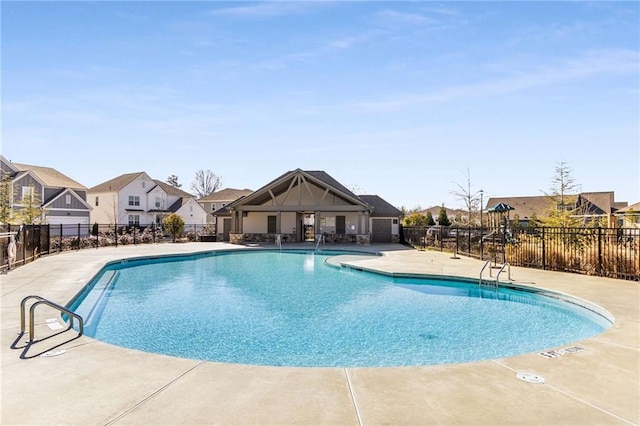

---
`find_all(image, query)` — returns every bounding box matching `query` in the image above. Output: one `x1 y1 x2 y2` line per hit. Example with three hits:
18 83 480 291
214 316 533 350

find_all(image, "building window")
211 204 216 212
393 219 398 224
128 196 140 206
95 196 99 206
142 182 145 189
267 215 277 233
21 186 33 201
128 215 140 225
65 194 72 205
155 197 161 209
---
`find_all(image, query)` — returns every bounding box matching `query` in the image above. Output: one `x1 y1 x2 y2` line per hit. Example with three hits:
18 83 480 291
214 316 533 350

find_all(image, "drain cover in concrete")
41 349 66 357
516 372 545 384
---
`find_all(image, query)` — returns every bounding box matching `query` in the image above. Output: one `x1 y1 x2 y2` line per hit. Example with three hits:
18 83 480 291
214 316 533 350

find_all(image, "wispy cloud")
351 48 640 112
207 2 327 19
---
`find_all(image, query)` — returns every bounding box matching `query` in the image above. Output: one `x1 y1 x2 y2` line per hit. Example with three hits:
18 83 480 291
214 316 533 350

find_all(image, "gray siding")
48 193 89 210
47 211 90 218
13 175 42 203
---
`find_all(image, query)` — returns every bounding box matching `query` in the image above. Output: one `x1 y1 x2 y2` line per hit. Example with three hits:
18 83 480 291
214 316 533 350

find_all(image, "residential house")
614 202 640 228
214 169 402 244
197 188 253 224
418 206 469 225
1 156 92 231
485 191 628 228
88 172 208 226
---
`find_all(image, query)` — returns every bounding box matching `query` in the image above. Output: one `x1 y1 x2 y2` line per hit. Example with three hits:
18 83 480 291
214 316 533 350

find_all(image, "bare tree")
450 168 482 225
190 170 222 198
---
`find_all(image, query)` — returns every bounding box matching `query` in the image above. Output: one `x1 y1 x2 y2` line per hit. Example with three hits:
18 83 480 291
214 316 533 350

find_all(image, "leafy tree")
163 213 185 242
166 175 182 188
0 171 13 224
403 213 429 226
14 185 45 224
191 169 221 198
437 207 451 226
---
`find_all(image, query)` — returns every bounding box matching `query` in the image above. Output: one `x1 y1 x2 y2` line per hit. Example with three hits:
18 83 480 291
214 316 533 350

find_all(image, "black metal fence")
401 225 640 281
0 223 216 272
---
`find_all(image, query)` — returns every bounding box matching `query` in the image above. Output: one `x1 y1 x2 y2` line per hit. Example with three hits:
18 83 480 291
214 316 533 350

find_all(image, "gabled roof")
418 206 467 218
168 196 206 213
484 196 554 220
43 188 93 210
11 162 86 189
88 172 146 193
358 195 401 217
152 180 193 198
577 191 626 214
227 169 369 209
198 188 253 202
616 201 640 213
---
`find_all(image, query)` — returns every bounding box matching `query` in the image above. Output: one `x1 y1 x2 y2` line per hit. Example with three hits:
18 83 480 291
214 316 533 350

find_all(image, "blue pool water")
69 250 611 367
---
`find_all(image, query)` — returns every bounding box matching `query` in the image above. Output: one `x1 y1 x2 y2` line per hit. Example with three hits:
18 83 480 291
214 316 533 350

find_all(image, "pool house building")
215 169 401 244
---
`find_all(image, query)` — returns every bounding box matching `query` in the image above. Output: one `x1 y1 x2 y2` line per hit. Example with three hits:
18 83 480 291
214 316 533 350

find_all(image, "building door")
371 219 392 243
303 213 315 241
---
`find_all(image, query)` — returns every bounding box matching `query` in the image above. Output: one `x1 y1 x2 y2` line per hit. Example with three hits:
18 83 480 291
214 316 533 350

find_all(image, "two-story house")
197 188 253 224
1 156 92 230
88 172 208 226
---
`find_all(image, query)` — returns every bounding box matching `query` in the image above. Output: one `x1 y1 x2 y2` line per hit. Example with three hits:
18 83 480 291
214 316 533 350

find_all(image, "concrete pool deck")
1 242 638 425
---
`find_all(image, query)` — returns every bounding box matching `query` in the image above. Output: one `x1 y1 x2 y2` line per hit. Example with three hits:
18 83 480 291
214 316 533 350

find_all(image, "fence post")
152 223 156 244
59 224 62 253
133 226 137 245
597 227 603 276
77 223 81 250
114 224 118 247
541 227 546 270
22 225 26 265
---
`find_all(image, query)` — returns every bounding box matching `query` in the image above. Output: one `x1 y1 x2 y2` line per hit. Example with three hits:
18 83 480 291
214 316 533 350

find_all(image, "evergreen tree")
166 175 182 188
437 207 451 226
425 211 435 226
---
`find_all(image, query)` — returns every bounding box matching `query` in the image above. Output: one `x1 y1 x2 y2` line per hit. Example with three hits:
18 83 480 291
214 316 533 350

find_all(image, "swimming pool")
69 249 612 367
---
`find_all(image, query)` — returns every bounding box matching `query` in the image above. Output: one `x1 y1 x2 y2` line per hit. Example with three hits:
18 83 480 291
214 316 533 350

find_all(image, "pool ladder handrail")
275 234 282 251
19 295 84 343
314 234 325 252
479 260 492 287
495 262 511 284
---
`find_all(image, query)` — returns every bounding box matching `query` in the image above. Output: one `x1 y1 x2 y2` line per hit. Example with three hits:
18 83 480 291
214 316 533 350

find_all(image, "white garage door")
48 217 90 236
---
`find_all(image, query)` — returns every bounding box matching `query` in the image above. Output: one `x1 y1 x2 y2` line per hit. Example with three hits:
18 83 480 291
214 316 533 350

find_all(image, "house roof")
418 206 467 218
577 191 627 215
358 195 401 217
616 201 640 214
12 162 86 189
487 191 627 220
198 188 253 202
88 172 146 193
227 169 368 209
152 180 193 198
484 196 555 220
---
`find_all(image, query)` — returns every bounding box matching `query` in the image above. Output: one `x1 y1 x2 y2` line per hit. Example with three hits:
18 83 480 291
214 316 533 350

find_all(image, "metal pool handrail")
19 295 84 342
479 260 491 286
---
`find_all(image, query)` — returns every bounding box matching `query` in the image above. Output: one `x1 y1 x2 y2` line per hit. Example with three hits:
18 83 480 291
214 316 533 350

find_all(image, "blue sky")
2 1 638 210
